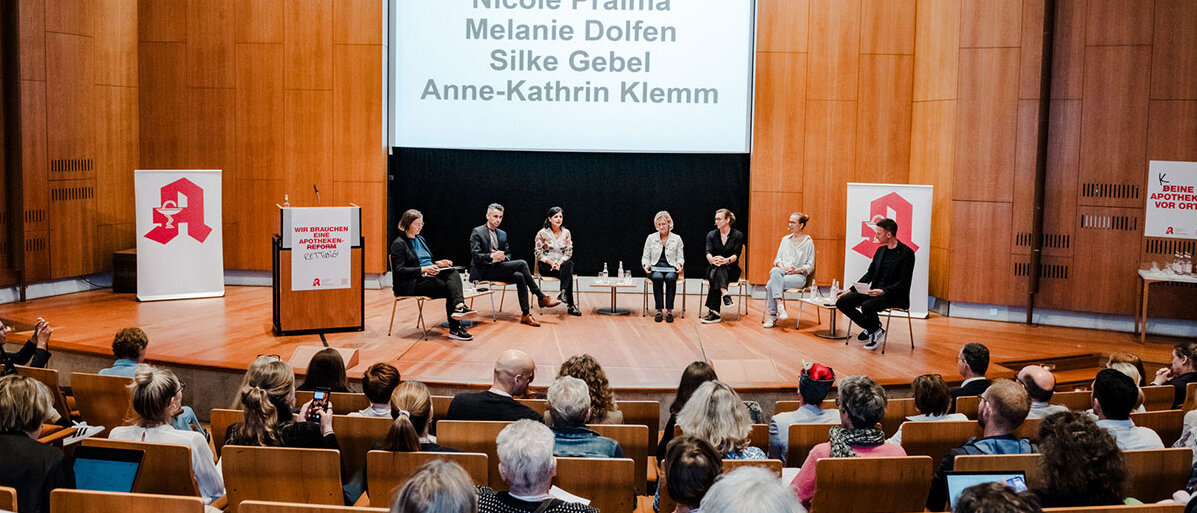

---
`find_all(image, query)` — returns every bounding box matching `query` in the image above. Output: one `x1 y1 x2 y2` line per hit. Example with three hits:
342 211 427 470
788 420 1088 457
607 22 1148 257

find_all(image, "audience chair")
516 398 548 415
775 400 801 415
221 445 343 513
844 307 915 353
364 451 488 507
17 366 77 422
615 400 661 449
330 415 392 478
810 456 934 513
1123 447 1193 503
1183 382 1197 412
436 420 513 489
429 395 454 428
1142 385 1175 411
50 489 204 513
295 391 372 416
955 395 980 418
1050 390 1092 411
953 453 1043 486
0 486 15 512
1013 417 1044 442
36 425 77 447
1130 409 1184 446
787 423 835 466
70 372 134 438
589 424 650 494
82 438 203 498
880 398 918 436
722 458 782 475
210 408 243 457
640 270 687 318
240 501 387 513
899 420 981 466
554 457 636 513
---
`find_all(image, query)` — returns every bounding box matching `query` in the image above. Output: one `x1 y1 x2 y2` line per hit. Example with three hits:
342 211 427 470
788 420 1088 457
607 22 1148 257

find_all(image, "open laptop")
72 445 144 493
946 470 1028 510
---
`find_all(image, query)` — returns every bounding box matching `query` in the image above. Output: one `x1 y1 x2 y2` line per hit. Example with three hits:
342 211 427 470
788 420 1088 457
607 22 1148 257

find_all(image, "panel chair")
1130 409 1184 446
0 486 15 512
50 489 205 513
221 446 343 513
554 457 636 513
775 268 817 327
640 270 687 318
698 248 751 319
82 438 202 498
809 456 934 513
843 307 915 353
363 451 487 507
17 366 77 422
240 501 387 513
1123 448 1193 503
70 372 134 438
387 256 495 338
899 420 982 466
295 391 372 416
533 257 580 315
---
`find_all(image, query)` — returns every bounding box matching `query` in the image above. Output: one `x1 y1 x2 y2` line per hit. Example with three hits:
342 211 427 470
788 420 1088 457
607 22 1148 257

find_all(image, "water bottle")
830 280 839 299
618 261 625 280
600 262 609 280
461 270 471 290
1174 252 1183 273
282 194 290 207
1186 252 1194 276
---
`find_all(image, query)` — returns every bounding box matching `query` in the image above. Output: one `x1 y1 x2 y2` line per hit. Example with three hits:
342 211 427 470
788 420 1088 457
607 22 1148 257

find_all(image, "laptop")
72 445 144 493
945 470 1028 509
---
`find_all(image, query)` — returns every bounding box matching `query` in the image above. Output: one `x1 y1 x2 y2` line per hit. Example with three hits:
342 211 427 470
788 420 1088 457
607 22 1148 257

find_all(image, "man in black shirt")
835 218 915 350
445 349 543 422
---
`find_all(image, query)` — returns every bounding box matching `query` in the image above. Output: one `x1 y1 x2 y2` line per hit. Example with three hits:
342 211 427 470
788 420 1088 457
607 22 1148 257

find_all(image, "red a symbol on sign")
313 278 321 287
1167 227 1175 234
145 178 213 245
852 192 920 258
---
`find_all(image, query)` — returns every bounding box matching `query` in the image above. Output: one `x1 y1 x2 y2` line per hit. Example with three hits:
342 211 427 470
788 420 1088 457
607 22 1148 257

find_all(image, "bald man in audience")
1018 365 1068 419
927 379 1036 511
445 349 542 422
1092 368 1164 450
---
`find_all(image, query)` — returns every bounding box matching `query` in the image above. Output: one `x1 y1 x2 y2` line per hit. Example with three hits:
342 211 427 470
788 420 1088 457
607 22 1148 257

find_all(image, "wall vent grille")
1145 239 1196 255
23 209 46 223
1015 232 1071 248
1014 262 1070 279
25 237 47 253
49 158 94 174
50 186 95 201
1080 214 1138 231
1081 183 1139 199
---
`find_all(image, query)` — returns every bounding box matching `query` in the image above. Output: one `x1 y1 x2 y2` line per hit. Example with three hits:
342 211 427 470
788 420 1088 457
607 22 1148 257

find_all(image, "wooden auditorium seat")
1123 448 1193 503
722 458 782 475
294 391 372 416
0 486 15 512
1043 506 1185 513
430 395 454 425
1142 385 1175 411
50 489 204 513
953 453 1043 485
775 400 800 415
330 414 392 477
589 424 650 494
554 457 636 513
615 400 661 449
1050 390 1093 411
210 408 244 456
809 456 934 513
17 366 77 422
1130 409 1184 446
898 420 981 465
1014 417 1045 441
515 398 548 415
221 446 343 513
240 501 388 513
70 372 134 437
880 398 918 436
82 438 202 498
436 420 512 489
364 451 488 506
955 395 980 418
1184 382 1197 412
787 423 835 466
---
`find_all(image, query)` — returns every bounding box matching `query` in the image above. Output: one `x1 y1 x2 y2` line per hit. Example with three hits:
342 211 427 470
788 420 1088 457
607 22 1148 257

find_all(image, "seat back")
515 398 547 415
50 489 204 513
1051 390 1092 411
71 373 134 437
722 458 782 475
436 420 512 489
953 453 1044 488
331 415 392 477
221 445 343 513
365 451 488 506
881 398 918 436
294 391 372 416
787 423 835 465
1142 385 1175 411
553 457 636 513
589 424 650 494
775 400 800 415
899 420 981 465
1185 382 1197 412
1123 447 1193 503
17 366 73 422
82 438 201 497
240 501 388 513
810 456 934 513
955 395 980 418
430 396 453 427
1013 417 1045 442
0 486 15 512
615 400 661 449
211 408 244 456
1131 409 1184 446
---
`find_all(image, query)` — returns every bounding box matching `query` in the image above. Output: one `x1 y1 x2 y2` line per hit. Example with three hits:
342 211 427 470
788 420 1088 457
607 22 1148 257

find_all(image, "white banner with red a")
134 170 224 301
843 183 933 318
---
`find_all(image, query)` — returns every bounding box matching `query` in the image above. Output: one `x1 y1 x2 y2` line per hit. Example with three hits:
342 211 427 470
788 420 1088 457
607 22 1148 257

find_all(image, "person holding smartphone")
225 356 337 450
390 209 477 341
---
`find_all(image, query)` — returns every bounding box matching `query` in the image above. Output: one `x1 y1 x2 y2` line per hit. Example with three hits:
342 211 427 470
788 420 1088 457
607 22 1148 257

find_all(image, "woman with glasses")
762 212 814 328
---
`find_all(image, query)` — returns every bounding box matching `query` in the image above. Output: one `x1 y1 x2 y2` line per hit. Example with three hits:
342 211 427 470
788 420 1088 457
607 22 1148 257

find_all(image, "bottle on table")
618 261 625 280
600 262 609 280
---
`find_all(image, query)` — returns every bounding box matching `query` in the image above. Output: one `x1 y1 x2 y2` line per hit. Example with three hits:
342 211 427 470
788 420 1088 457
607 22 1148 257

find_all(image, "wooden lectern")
272 206 365 335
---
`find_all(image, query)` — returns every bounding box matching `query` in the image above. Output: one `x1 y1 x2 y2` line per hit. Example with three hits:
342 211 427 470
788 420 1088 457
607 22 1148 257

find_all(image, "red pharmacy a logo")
852 192 920 258
145 178 213 245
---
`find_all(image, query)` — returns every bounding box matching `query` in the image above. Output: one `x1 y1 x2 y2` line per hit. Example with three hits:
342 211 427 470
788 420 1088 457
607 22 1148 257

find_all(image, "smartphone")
308 387 330 423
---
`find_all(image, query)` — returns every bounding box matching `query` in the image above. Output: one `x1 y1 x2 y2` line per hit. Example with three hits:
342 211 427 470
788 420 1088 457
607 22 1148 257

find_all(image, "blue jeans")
649 271 678 310
765 267 807 316
172 406 207 440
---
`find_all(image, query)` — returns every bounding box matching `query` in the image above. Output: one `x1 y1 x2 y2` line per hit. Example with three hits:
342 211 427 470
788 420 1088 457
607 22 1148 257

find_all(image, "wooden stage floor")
0 286 1179 391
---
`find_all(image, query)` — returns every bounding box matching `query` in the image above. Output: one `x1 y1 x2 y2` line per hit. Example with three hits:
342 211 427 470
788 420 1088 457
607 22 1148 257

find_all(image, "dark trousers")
835 290 899 333
413 269 466 329
486 259 544 315
705 265 739 312
537 260 575 306
650 271 678 310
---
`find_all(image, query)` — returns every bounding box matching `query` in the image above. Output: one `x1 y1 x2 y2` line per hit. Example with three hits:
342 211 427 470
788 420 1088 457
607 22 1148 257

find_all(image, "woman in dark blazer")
700 209 745 324
389 209 477 341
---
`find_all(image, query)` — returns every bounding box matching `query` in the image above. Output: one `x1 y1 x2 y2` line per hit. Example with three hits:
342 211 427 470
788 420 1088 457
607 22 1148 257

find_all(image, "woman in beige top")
534 206 580 316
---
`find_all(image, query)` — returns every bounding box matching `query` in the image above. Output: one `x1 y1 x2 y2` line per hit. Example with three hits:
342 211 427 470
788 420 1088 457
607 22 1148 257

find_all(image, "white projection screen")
389 0 757 153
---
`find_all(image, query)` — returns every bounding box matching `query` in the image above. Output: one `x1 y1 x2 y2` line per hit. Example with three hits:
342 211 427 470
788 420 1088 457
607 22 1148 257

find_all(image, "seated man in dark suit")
469 203 559 327
446 349 543 422
390 209 476 341
952 343 992 410
926 379 1036 511
834 217 915 350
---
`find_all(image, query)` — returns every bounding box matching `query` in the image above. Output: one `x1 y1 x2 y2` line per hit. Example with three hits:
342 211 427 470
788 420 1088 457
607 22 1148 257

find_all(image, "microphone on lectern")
313 184 321 205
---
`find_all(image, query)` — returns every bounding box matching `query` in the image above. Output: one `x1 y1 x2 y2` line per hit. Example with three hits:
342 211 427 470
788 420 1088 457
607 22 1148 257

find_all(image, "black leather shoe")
654 312 663 322
665 313 674 323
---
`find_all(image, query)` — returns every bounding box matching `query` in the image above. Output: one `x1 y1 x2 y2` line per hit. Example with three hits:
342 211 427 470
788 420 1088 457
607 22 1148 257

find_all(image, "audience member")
953 482 1043 513
658 361 718 460
0 318 53 371
224 355 337 450
1091 368 1163 450
546 376 622 458
109 365 224 503
791 375 904 508
391 460 478 513
1106 361 1146 412
297 348 352 392
97 327 205 435
446 350 542 422
888 373 967 445
552 354 622 424
769 362 839 463
1150 341 1197 409
704 467 804 513
1031 410 1136 507
0 374 73 513
952 343 991 404
662 436 722 513
477 420 598 513
1017 366 1066 419
1109 351 1148 387
1173 402 1197 489
927 379 1035 511
677 381 764 460
353 363 401 418
382 381 458 453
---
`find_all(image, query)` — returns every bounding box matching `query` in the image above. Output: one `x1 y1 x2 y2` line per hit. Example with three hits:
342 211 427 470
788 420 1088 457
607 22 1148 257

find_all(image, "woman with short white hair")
642 210 685 322
701 467 805 513
477 419 598 513
546 376 622 458
676 380 764 460
391 460 477 513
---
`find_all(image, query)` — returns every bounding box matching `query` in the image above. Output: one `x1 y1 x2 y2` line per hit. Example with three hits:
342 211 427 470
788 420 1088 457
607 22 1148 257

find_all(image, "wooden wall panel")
332 181 386 273
1147 101 1197 162
20 82 50 233
46 33 96 168
928 246 949 300
953 48 1019 202
806 0 859 100
1012 100 1080 258
138 0 186 42
758 0 809 53
48 179 98 278
187 0 234 88
45 0 91 36
235 0 284 44
1070 206 1143 314
96 223 136 270
812 238 845 285
332 44 384 183
909 100 956 250
1151 0 1197 100
137 42 187 169
284 0 332 90
283 90 333 206
959 0 1021 48
913 0 958 100
855 54 912 184
93 0 138 87
235 179 283 270
1077 46 1150 202
94 85 139 225
235 43 285 181
948 201 1014 305
746 191 804 283
1085 0 1153 46
860 0 915 54
19 0 47 81
333 0 382 45
802 100 856 242
750 53 806 193
187 88 236 205
1019 0 1087 100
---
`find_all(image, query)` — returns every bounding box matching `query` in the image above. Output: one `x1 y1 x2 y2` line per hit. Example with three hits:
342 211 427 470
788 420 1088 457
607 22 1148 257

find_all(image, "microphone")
313 184 321 205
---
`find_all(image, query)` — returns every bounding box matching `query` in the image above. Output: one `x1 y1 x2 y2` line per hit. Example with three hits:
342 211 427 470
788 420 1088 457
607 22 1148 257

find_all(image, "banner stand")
843 183 933 319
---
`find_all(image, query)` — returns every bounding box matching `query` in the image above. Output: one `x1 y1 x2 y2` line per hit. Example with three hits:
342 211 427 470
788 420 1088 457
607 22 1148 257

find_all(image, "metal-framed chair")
641 270 686 318
699 247 750 319
843 307 915 353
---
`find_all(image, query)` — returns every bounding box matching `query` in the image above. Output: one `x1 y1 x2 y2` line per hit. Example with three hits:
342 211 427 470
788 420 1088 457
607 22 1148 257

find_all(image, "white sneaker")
777 302 789 320
763 317 775 328
863 329 886 350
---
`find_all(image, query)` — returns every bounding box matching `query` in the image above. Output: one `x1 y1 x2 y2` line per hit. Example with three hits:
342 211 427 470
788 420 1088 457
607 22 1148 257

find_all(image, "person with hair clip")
835 217 916 350
391 209 478 341
534 207 581 316
224 356 338 450
0 374 74 513
351 381 459 503
1031 410 1139 507
1151 341 1197 409
297 347 352 392
642 210 685 323
390 460 478 513
700 209 745 324
763 212 815 328
109 365 224 503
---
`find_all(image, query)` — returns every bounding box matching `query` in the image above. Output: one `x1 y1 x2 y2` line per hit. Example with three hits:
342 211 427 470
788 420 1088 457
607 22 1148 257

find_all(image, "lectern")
272 206 364 335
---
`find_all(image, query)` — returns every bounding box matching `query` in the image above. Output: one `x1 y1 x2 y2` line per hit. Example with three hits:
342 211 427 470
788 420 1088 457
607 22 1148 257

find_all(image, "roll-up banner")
134 170 224 301
1145 161 1197 239
843 183 933 318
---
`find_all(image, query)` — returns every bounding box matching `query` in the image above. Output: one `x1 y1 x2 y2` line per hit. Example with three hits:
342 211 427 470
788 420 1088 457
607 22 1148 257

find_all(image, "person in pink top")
790 375 906 508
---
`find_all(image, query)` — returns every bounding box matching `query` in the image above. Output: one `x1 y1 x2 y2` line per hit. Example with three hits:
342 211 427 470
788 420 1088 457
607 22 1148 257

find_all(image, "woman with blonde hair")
381 381 458 453
676 380 763 459
642 210 685 322
224 355 337 449
553 354 622 424
763 212 814 328
109 365 224 503
0 374 73 513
